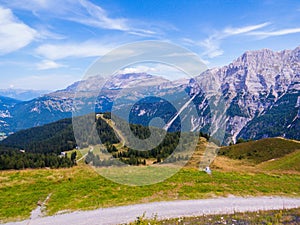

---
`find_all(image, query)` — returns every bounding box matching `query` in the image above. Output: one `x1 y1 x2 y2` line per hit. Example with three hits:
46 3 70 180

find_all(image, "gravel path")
3 196 300 225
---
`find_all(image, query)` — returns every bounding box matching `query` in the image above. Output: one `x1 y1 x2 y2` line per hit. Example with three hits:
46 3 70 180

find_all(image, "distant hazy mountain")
0 89 49 101
0 47 299 144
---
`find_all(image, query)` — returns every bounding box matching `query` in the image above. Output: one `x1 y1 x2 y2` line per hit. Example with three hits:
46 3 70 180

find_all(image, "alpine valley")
1 46 300 144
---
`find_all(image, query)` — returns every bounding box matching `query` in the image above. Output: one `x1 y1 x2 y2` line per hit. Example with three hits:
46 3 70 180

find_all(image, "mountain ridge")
0 89 49 101
191 46 300 143
0 46 299 144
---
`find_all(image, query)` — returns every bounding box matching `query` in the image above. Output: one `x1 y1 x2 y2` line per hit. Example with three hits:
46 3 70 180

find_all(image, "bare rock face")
190 46 300 143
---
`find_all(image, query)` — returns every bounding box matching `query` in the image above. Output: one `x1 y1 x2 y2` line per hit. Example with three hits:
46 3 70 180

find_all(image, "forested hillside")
1 113 209 168
0 118 78 170
1 118 76 154
0 145 76 170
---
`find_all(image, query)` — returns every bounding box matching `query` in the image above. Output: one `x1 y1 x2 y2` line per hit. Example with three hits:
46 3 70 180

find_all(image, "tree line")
0 147 76 170
1 118 76 154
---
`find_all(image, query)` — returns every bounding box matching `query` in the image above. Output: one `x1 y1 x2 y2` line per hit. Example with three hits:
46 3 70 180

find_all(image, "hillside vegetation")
2 114 300 173
258 150 300 172
0 118 79 170
218 138 300 164
1 118 76 154
1 164 300 223
1 113 208 168
1 135 300 222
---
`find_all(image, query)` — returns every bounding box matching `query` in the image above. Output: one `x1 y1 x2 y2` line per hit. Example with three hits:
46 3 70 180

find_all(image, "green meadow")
1 137 300 223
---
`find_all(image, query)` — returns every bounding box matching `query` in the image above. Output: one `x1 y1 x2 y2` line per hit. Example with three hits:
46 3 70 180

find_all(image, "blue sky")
0 0 300 90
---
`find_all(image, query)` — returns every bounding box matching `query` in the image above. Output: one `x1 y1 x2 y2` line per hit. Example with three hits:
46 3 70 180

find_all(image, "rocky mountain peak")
203 46 300 95
190 46 300 143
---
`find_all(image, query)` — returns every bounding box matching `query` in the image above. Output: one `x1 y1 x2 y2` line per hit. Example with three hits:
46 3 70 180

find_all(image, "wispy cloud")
2 0 128 30
0 6 37 55
198 37 224 58
68 0 129 31
1 0 157 36
195 22 270 58
37 27 67 40
36 60 66 70
185 22 300 59
117 63 187 81
248 27 300 38
35 40 114 60
222 23 270 36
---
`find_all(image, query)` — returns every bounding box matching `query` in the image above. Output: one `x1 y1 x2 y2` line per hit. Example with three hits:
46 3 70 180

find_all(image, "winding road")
3 196 300 225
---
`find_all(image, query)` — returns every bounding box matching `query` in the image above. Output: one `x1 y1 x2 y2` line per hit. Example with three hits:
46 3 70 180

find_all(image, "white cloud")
117 63 187 81
199 37 224 58
0 0 51 11
118 65 157 75
1 0 144 33
223 23 270 36
182 37 224 58
187 22 300 59
248 27 300 38
2 0 128 30
38 28 67 40
0 6 37 54
36 60 66 70
72 0 129 31
35 40 113 60
186 22 270 58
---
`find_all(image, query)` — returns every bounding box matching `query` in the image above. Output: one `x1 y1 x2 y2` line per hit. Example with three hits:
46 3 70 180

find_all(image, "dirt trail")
77 146 94 162
98 114 126 147
25 194 52 225
3 196 300 225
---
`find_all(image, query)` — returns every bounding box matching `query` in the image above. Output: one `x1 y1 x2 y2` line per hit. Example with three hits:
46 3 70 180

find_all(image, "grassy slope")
218 137 300 164
1 137 300 222
1 164 300 223
258 150 300 172
213 138 300 174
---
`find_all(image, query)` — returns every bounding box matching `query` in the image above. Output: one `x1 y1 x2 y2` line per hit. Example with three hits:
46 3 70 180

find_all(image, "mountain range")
0 46 299 144
0 89 49 101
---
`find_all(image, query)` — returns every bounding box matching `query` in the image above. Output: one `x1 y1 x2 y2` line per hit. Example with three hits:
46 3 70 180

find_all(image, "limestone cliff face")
190 47 300 143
